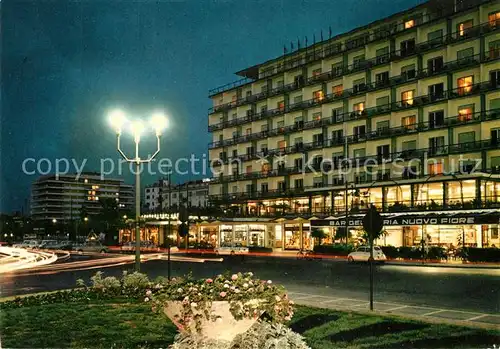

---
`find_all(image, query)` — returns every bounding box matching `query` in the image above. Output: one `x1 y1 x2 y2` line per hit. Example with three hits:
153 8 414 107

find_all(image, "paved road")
1 255 498 320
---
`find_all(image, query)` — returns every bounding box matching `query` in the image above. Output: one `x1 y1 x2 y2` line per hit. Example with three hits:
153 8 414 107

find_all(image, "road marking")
423 309 446 316
385 305 409 312
466 314 489 321
321 298 351 304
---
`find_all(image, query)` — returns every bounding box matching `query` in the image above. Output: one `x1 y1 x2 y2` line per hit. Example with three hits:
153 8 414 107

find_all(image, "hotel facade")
202 0 500 251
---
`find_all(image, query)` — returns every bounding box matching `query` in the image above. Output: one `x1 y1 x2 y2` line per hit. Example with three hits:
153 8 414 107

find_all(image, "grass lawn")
1 300 499 349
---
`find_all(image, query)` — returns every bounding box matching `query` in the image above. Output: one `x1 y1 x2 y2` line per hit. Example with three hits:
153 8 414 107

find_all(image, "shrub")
380 246 399 259
426 247 446 260
464 247 500 262
248 246 273 253
398 246 423 260
313 244 354 256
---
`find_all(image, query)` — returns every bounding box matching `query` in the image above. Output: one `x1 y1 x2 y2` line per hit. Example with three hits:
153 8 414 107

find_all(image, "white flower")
247 272 253 277
267 280 272 284
144 297 150 302
275 295 281 302
145 290 152 297
243 283 249 288
224 284 230 288
177 288 183 293
191 302 198 308
234 288 240 293
230 286 236 291
183 296 189 301
231 274 238 281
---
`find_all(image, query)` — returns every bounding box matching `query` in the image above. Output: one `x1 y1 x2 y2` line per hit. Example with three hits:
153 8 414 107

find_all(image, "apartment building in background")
205 0 500 250
144 178 210 212
31 173 134 222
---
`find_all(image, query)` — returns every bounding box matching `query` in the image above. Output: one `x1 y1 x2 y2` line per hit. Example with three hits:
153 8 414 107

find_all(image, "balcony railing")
208 51 499 132
207 6 496 98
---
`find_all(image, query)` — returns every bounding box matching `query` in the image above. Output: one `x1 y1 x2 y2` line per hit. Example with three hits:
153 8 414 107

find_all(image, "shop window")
458 105 474 122
313 90 325 102
402 115 416 129
457 20 473 37
489 11 500 27
401 90 414 107
457 76 473 95
428 162 443 175
332 84 343 97
404 19 415 29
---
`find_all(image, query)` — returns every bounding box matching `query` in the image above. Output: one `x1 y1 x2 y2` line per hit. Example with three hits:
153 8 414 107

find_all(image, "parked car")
38 240 59 249
214 242 249 256
347 246 387 263
120 241 158 253
15 240 39 249
75 240 109 254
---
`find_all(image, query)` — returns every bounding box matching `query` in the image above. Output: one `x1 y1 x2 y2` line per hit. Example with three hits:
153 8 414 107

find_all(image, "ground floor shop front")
118 211 500 250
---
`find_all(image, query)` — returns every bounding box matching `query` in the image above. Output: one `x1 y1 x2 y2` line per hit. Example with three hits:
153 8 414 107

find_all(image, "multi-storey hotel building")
31 173 134 223
204 0 500 250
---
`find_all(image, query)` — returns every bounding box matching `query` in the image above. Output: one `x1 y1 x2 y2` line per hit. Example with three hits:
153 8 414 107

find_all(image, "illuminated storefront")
311 211 500 248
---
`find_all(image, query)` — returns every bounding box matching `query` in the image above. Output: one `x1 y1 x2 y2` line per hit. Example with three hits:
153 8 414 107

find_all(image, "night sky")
1 0 424 213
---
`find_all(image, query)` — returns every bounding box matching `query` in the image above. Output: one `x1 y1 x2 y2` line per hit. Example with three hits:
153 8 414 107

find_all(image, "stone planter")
164 300 262 342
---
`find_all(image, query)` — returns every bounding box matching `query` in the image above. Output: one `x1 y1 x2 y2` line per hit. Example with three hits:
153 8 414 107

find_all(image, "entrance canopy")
311 211 500 227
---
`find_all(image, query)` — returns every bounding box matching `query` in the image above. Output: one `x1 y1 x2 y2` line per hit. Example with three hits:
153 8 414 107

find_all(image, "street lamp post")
109 109 167 271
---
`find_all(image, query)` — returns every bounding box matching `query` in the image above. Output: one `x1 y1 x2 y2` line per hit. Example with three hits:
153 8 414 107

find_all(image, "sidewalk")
288 290 500 330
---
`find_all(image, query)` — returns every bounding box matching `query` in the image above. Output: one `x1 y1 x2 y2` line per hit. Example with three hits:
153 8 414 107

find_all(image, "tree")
310 228 326 246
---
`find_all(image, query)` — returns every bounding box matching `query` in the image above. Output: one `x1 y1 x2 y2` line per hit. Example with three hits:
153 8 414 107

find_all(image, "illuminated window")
353 102 365 114
312 68 322 77
401 115 416 129
261 163 271 173
313 90 324 102
313 112 322 121
404 19 415 29
428 162 443 175
457 76 473 95
489 12 500 27
277 101 285 111
332 84 343 97
401 90 414 107
84 179 88 184
278 140 287 150
458 20 473 37
458 105 474 122
489 40 500 59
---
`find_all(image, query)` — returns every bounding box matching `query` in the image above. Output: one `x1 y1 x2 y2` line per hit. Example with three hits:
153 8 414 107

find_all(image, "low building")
144 179 210 212
31 173 134 223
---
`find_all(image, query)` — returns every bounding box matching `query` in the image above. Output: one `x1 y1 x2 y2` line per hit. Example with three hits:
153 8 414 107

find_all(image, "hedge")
313 244 354 256
248 246 274 253
464 247 500 262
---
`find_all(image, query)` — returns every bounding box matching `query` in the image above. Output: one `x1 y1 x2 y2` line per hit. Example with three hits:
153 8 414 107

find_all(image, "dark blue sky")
1 0 423 213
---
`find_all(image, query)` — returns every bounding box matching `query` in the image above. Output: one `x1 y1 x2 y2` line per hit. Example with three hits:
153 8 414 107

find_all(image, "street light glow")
52 218 57 223
130 120 145 141
150 112 168 135
109 109 127 134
